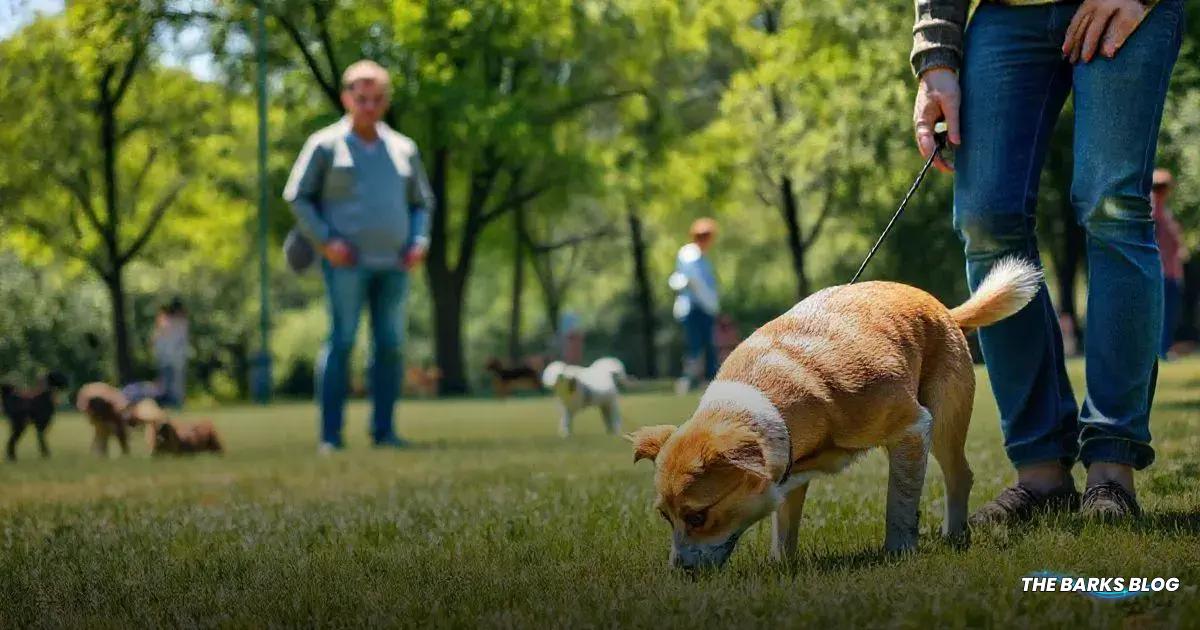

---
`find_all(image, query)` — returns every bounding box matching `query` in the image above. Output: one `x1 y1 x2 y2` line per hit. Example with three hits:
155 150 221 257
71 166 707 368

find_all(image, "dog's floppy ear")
710 432 769 482
625 425 677 463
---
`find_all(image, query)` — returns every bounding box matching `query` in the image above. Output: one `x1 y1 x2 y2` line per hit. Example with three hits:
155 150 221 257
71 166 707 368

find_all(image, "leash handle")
848 131 947 285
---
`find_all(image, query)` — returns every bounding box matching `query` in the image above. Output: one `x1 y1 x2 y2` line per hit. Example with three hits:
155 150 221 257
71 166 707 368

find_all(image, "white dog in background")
542 358 627 437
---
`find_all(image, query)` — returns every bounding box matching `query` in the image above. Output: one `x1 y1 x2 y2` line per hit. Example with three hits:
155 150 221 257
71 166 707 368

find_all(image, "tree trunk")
432 276 468 394
779 175 809 298
626 207 658 377
508 206 526 361
104 268 134 384
424 136 471 394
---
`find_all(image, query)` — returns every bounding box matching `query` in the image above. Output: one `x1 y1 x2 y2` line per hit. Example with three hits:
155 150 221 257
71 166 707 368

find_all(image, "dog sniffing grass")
2 360 1199 627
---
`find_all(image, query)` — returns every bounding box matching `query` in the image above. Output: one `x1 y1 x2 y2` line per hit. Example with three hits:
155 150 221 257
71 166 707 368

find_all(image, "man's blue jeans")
956 0 1183 471
682 309 717 385
316 262 408 446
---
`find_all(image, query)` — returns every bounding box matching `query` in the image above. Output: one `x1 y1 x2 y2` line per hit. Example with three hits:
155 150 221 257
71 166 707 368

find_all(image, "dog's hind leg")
6 420 27 461
883 406 930 554
35 425 50 458
929 393 973 547
771 482 810 562
601 402 622 435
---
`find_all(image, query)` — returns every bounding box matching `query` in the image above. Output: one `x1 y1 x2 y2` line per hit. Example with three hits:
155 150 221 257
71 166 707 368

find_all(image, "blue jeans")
316 262 409 446
682 310 717 384
1162 278 1182 358
956 0 1183 471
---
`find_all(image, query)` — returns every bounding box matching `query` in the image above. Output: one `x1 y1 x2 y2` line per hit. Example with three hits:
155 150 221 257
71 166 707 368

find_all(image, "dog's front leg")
91 424 110 457
558 404 574 438
114 421 131 456
771 482 809 562
884 429 929 554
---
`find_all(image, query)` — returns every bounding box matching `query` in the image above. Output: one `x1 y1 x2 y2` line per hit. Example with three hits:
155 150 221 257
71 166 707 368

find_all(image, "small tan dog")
149 419 224 455
628 259 1040 570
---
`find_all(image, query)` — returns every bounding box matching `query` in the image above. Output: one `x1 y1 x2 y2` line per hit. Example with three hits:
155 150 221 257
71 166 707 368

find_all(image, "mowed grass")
2 360 1200 628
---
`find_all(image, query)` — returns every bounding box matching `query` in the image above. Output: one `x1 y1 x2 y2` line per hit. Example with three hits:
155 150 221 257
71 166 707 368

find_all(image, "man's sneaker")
373 436 412 449
968 483 1080 527
317 442 343 456
1081 481 1142 520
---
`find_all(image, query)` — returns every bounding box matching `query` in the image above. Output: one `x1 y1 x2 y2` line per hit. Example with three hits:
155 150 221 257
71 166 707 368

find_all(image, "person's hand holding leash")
1063 0 1149 63
322 238 356 268
913 67 961 173
403 242 428 270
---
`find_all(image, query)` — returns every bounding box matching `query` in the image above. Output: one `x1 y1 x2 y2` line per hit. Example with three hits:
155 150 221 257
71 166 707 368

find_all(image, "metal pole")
252 0 273 404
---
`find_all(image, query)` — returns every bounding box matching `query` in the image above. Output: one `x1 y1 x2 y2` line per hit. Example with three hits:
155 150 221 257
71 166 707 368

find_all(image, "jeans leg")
367 269 409 443
317 263 367 447
1071 0 1183 470
682 311 713 387
1162 279 1182 357
955 2 1079 468
702 314 718 380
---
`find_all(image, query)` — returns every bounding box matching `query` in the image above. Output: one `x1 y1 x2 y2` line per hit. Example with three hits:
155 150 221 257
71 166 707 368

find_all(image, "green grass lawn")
2 359 1200 628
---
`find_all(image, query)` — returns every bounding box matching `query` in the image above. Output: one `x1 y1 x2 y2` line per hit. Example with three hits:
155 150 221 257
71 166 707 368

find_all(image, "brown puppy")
628 259 1040 570
404 366 442 398
150 419 224 455
485 358 541 399
75 384 165 456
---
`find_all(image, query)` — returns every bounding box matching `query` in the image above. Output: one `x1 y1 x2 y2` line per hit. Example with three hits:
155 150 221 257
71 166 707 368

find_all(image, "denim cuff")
1079 436 1155 470
1005 440 1077 471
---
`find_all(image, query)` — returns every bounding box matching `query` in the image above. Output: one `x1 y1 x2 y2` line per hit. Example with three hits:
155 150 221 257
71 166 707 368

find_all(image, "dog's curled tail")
949 257 1042 332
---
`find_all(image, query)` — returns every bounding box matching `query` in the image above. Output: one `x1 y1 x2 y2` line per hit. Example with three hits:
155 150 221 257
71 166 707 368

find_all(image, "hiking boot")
1081 481 1142 520
968 483 1080 527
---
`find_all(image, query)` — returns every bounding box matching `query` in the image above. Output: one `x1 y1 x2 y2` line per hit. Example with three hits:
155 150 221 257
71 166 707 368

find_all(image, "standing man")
1152 168 1185 359
284 60 436 453
671 218 719 394
912 0 1183 521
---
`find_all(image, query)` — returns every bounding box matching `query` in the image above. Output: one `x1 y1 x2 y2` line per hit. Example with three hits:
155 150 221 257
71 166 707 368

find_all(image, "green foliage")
0 254 110 387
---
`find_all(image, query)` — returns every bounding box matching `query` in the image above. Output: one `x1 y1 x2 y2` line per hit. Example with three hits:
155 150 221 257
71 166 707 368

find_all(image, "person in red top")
1153 168 1186 359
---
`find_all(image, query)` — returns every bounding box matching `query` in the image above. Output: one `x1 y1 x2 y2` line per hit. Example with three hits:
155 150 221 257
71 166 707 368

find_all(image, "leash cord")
848 137 945 284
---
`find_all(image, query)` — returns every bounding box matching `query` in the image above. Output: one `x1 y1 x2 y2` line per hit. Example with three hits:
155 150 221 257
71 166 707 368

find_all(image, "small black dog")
2 372 69 461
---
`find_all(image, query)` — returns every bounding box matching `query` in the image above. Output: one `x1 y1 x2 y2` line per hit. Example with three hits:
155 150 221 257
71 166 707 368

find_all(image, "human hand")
1063 0 1149 63
402 242 428 270
322 238 356 267
913 67 961 173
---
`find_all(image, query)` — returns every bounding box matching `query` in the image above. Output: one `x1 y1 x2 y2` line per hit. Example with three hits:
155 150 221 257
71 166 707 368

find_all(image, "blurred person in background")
283 60 437 453
1152 168 1186 359
912 0 1183 521
670 218 719 395
152 297 188 408
715 314 741 364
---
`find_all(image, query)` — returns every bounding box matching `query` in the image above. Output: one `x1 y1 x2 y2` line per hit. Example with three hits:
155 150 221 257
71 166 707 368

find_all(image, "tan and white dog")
627 259 1040 570
543 357 627 437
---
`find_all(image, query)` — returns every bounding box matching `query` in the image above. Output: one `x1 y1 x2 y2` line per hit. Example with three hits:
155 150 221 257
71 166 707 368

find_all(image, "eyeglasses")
352 94 388 108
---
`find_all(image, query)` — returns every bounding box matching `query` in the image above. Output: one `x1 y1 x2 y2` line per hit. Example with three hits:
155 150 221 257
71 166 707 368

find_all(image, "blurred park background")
1 0 1199 400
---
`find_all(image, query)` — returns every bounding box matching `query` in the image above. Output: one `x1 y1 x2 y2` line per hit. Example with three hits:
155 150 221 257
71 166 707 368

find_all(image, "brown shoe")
1081 481 1142 520
968 483 1081 527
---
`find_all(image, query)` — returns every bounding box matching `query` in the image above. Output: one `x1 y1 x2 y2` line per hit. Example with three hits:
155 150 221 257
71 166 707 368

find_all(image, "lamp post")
251 0 273 404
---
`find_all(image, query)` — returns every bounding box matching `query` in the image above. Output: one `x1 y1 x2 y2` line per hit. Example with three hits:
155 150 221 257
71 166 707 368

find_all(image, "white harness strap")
698 380 792 483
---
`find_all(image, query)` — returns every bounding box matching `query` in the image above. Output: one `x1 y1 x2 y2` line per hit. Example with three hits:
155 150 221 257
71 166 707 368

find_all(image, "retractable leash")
848 130 949 284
